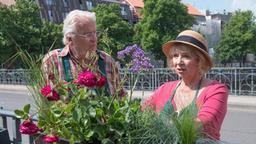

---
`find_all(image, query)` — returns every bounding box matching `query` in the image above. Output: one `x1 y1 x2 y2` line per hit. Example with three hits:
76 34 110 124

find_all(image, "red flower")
96 76 106 87
48 73 55 80
40 85 52 96
19 119 39 135
42 135 59 143
40 85 60 101
46 90 60 101
77 71 97 87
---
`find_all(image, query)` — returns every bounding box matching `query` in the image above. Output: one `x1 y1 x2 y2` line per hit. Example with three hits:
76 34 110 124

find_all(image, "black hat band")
176 35 207 52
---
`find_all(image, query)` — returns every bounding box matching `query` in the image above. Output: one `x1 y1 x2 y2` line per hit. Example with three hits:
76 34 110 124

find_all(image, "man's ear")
68 37 72 42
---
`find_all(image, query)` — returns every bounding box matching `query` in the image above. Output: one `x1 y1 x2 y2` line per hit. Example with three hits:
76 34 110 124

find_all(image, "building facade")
35 0 135 24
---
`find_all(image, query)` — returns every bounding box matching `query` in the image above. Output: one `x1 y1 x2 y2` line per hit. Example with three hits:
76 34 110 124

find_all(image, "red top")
142 80 229 140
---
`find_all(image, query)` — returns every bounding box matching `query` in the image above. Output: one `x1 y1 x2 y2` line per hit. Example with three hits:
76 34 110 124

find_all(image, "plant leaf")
23 104 31 114
14 109 24 117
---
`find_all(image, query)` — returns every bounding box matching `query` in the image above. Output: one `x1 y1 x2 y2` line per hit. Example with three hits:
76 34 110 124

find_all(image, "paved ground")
1 84 256 144
0 84 256 110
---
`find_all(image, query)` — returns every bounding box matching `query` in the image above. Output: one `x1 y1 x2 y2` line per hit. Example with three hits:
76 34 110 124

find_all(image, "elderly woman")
142 30 228 140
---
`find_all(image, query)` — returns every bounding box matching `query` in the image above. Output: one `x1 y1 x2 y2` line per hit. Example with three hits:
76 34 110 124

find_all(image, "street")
0 90 256 144
221 107 256 144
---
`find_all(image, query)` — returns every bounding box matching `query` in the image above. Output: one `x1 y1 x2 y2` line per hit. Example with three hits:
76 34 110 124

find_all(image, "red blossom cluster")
20 71 106 142
19 120 58 143
40 85 60 101
77 70 106 88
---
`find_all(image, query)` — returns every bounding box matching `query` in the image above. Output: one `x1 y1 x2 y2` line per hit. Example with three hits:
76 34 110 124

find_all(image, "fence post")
0 128 11 144
12 118 22 144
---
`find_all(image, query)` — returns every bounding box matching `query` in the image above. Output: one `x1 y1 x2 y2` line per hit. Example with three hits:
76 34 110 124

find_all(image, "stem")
107 93 117 110
129 74 140 102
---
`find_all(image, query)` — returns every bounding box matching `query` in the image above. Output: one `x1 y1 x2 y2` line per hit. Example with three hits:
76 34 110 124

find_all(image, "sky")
181 0 256 14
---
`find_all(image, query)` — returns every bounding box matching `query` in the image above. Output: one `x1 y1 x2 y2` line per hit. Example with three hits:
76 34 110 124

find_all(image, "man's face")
71 19 97 53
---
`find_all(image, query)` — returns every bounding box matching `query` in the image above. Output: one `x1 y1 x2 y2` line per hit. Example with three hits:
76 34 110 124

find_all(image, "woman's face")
170 45 200 79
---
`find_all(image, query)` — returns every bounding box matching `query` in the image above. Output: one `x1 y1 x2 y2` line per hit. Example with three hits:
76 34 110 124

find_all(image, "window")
63 0 68 7
46 0 54 5
62 12 69 19
86 1 93 10
120 6 127 16
79 0 84 10
48 10 53 21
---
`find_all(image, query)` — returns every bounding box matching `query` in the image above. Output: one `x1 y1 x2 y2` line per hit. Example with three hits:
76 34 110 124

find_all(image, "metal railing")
1 68 256 95
0 109 33 144
1 67 256 143
120 67 256 96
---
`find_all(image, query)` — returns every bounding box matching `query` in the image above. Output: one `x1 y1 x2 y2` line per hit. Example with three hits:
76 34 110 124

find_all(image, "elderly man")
42 10 124 96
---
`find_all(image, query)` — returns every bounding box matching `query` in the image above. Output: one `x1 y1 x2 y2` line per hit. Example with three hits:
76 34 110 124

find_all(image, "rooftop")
0 0 15 6
125 0 144 8
185 4 204 16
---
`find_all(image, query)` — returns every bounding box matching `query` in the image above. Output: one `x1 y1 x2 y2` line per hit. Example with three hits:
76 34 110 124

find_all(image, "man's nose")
90 35 97 42
176 56 184 64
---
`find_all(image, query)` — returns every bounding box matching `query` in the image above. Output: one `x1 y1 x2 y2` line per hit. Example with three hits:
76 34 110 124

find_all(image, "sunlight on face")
168 44 200 78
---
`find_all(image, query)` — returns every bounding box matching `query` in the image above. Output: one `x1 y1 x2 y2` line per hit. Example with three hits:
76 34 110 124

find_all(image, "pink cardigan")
142 80 229 140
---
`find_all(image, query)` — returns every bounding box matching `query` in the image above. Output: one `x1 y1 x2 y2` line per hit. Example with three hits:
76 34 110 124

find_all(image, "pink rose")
77 71 97 87
19 119 39 135
96 76 106 87
42 135 59 143
40 85 52 96
40 85 60 101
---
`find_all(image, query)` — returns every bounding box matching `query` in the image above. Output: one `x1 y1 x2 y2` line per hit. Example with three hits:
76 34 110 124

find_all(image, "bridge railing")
1 68 256 96
0 109 33 144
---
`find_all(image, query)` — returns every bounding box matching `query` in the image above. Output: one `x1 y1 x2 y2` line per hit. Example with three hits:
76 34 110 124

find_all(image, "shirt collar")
60 44 103 60
60 45 70 57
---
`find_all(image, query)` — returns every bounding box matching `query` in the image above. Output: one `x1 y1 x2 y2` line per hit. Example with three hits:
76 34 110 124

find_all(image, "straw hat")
162 30 213 68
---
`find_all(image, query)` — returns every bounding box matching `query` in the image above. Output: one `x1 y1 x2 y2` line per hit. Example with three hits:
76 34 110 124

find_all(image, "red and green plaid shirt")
42 45 124 96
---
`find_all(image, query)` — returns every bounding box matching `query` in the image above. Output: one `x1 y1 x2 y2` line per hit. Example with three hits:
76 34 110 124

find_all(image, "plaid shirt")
42 45 124 96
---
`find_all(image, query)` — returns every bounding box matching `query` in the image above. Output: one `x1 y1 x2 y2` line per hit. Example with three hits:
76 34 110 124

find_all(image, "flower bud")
43 135 59 143
96 76 106 87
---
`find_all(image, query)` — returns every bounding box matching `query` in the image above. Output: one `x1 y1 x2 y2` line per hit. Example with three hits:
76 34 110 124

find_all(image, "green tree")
134 0 194 65
0 0 62 68
215 10 256 65
93 4 134 58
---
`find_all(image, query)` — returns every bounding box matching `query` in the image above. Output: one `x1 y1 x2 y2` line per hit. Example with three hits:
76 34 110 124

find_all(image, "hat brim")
162 40 213 68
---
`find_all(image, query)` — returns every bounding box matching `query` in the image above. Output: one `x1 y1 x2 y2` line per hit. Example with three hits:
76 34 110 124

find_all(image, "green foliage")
134 0 194 64
14 48 213 143
128 104 214 144
215 10 256 64
93 4 134 58
0 0 63 68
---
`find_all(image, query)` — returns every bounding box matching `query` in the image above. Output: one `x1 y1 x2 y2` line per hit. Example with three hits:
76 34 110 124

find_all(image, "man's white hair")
62 10 96 45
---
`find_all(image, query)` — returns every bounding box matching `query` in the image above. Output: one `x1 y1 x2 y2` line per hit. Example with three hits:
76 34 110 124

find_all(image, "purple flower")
118 44 153 73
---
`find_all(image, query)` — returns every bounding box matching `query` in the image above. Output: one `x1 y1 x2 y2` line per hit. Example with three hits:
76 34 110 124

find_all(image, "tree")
134 0 194 65
0 0 63 68
215 10 256 65
93 4 134 58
